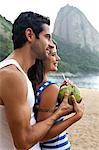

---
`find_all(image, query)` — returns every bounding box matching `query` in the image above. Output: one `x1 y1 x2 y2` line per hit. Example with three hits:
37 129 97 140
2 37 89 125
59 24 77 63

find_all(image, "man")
0 11 84 150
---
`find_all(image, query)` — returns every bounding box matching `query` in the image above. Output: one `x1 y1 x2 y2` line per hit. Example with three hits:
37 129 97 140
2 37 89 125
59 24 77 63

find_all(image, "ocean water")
49 74 99 90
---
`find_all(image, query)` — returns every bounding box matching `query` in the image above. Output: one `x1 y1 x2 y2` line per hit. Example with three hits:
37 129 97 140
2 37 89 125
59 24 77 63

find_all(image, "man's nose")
49 40 54 49
48 42 54 53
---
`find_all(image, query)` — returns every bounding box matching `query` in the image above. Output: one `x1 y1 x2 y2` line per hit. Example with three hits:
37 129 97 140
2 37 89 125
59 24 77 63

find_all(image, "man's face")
32 24 53 60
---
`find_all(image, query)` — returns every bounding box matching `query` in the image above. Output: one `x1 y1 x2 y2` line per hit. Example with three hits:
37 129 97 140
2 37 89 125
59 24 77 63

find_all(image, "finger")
71 95 77 104
80 100 84 107
63 93 69 102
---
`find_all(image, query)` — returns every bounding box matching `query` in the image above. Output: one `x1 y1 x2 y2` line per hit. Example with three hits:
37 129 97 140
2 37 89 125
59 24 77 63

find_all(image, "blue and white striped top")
35 81 71 150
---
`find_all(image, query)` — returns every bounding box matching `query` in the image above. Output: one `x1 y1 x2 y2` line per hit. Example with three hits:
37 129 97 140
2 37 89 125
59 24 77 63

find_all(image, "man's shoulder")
0 65 27 103
0 66 26 88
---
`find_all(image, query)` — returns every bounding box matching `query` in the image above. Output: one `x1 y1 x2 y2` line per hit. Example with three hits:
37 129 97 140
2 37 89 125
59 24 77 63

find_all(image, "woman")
28 40 84 150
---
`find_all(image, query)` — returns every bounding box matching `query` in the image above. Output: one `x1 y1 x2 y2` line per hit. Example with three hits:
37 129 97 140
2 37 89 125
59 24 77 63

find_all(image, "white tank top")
0 59 40 150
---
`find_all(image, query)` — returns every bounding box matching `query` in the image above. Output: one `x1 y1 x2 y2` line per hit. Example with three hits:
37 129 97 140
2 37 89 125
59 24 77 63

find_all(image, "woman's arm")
37 84 59 121
37 84 84 141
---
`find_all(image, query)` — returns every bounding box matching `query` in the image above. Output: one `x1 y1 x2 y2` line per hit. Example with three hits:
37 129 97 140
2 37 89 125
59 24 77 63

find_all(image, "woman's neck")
36 72 49 91
43 73 48 82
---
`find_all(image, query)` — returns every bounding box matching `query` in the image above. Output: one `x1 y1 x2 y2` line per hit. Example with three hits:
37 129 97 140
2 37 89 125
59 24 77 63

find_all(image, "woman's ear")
25 28 35 42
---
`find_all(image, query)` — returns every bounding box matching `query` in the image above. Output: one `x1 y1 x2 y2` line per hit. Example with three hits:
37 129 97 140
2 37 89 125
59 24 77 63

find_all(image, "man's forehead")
42 24 50 31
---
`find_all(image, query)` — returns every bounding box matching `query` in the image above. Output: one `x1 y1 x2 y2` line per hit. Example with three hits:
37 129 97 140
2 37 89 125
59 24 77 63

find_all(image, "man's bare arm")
0 68 72 149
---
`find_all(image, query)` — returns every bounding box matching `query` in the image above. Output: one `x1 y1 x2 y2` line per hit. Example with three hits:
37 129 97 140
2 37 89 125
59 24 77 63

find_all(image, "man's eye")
51 53 57 56
45 34 51 40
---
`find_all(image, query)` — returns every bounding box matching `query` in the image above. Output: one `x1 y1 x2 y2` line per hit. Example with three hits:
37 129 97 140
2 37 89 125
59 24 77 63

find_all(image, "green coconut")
58 84 82 105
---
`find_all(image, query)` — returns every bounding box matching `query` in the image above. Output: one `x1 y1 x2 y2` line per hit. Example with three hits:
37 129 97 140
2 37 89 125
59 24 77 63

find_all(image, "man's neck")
8 47 36 74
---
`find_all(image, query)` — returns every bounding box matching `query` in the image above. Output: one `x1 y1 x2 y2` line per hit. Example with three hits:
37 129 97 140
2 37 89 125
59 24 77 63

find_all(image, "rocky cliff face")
53 4 99 51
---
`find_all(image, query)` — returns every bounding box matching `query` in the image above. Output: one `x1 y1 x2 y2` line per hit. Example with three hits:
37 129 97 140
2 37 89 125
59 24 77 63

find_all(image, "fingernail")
64 93 69 96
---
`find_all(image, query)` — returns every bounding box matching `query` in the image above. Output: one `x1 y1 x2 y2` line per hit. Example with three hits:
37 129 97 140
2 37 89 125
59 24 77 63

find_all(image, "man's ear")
25 28 35 42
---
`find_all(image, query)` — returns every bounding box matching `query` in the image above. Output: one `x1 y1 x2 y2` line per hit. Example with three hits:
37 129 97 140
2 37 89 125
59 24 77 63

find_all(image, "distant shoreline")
48 73 99 90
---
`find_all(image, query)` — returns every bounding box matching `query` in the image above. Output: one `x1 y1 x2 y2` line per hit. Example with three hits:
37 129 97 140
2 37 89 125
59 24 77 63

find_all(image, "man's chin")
38 54 48 60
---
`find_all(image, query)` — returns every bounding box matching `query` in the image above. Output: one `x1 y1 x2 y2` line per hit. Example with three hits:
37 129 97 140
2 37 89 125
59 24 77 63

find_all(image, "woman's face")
43 44 60 72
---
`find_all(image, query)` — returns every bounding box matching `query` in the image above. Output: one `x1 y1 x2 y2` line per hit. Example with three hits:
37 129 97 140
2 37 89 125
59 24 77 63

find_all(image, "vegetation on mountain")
0 15 13 60
53 34 99 74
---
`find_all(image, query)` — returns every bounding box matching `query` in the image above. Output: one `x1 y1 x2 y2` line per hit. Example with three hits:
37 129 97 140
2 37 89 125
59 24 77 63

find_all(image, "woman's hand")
71 95 84 119
56 93 84 119
57 93 74 116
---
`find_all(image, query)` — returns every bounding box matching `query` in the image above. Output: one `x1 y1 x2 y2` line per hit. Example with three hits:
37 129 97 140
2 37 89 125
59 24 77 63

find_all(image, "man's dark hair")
12 11 50 49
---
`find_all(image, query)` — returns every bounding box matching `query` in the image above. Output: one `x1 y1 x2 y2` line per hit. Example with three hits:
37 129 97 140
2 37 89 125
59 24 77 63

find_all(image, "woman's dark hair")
28 59 44 93
28 40 57 93
12 11 50 49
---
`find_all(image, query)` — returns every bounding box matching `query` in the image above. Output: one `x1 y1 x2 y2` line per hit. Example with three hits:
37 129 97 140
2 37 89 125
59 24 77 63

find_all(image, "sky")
0 0 99 33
